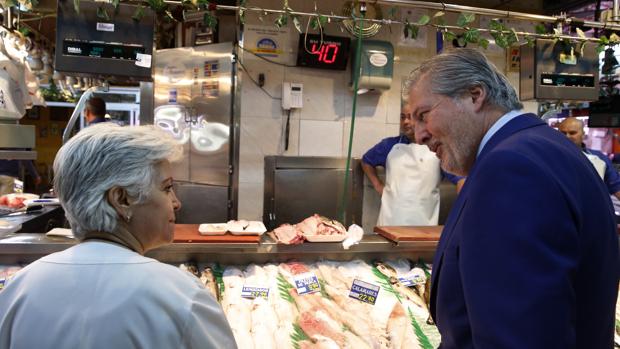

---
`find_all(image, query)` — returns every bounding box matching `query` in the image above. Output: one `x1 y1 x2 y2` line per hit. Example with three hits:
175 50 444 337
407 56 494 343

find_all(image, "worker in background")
85 97 107 125
361 102 463 226
0 158 41 195
558 117 620 199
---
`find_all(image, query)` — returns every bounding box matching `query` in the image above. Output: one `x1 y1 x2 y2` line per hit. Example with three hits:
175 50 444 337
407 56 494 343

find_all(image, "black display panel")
63 40 145 60
55 0 154 81
296 34 350 70
540 73 595 87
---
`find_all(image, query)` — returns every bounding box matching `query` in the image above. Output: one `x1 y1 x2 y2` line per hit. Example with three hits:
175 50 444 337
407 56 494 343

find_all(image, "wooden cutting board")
173 224 260 243
374 225 443 242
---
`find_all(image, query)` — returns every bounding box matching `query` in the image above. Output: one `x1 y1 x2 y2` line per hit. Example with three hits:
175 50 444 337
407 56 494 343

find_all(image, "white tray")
228 221 267 235
304 234 346 242
198 223 228 236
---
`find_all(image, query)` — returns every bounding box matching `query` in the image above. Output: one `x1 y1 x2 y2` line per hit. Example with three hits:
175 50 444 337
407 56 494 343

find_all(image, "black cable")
237 43 297 68
284 108 291 151
237 59 281 100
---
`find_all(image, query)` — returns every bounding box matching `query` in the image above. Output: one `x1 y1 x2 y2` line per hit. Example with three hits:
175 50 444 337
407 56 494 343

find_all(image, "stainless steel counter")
0 233 438 265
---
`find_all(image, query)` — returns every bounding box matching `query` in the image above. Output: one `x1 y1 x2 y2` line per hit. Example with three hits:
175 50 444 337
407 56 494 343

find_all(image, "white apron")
584 152 606 180
377 142 442 226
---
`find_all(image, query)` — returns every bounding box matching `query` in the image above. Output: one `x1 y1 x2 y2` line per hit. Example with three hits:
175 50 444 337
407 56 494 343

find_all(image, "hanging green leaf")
146 0 167 12
494 35 509 49
457 36 467 47
456 12 475 27
18 27 30 36
610 33 620 43
488 19 504 33
111 0 119 9
309 14 327 30
433 11 445 18
478 38 490 49
410 25 420 40
463 28 480 44
238 0 246 25
509 28 519 44
443 31 456 43
96 6 110 21
132 5 145 21
203 12 218 29
73 0 80 13
535 23 547 34
274 14 288 28
387 6 398 19
292 15 302 33
525 36 536 48
416 14 430 26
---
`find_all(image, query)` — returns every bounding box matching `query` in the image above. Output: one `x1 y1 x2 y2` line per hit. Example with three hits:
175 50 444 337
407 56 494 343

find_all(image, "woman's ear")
107 186 130 217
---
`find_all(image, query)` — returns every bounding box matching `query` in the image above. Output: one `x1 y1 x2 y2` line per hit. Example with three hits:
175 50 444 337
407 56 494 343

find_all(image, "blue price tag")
348 279 380 305
293 273 321 295
398 277 415 287
241 286 270 300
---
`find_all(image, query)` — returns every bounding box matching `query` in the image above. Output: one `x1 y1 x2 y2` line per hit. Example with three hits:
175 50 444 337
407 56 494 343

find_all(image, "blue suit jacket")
431 114 619 348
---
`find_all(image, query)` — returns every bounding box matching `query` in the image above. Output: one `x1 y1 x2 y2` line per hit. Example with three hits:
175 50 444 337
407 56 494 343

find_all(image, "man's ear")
469 85 486 112
107 187 130 217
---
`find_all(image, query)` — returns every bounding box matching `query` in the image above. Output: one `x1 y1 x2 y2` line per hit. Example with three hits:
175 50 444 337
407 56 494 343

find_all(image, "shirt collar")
477 109 523 157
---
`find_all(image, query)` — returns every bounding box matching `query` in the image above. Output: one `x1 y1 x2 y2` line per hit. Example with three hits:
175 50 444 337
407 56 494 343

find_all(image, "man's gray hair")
53 124 182 239
404 48 523 111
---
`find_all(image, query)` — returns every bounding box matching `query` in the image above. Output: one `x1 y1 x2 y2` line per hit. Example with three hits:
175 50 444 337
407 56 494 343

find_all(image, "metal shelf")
0 233 438 265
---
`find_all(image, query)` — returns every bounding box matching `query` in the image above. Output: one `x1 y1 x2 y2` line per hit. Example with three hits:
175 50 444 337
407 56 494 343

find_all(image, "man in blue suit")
406 48 619 348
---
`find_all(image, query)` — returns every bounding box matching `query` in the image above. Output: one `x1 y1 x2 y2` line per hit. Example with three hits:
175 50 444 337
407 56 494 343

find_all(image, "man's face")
400 104 415 140
409 76 483 176
558 119 584 147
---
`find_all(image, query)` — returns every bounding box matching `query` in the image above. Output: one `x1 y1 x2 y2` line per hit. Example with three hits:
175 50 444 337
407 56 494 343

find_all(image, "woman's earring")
125 213 132 222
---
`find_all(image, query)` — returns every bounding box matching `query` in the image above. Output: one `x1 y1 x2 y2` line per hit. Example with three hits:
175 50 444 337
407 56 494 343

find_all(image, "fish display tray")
373 225 443 243
174 224 260 243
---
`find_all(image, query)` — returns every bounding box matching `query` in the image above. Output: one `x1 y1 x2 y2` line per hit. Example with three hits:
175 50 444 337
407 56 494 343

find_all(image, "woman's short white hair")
53 124 182 239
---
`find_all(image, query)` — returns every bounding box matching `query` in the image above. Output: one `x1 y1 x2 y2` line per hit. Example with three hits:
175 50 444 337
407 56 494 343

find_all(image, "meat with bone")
273 224 305 245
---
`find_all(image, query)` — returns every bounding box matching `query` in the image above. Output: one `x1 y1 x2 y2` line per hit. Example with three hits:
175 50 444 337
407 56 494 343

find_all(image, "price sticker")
0 278 5 291
241 286 269 300
398 271 426 287
348 279 380 305
293 272 321 295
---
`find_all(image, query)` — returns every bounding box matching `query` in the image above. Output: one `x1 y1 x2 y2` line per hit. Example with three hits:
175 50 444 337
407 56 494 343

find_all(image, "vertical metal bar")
139 81 154 125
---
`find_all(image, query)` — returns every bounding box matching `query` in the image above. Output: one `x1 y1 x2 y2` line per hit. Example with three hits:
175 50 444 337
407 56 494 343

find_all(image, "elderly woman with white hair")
0 124 236 348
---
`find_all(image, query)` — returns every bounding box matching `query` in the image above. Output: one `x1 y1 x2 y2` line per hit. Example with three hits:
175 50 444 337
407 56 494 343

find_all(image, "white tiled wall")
237 1 534 226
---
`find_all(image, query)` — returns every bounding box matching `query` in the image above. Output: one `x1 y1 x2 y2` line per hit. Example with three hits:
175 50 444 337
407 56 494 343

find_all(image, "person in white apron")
558 117 620 199
362 103 462 226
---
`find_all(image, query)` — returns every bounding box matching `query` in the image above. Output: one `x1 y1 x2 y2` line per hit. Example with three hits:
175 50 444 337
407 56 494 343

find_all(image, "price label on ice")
241 286 269 300
293 272 321 295
398 274 425 287
348 279 380 305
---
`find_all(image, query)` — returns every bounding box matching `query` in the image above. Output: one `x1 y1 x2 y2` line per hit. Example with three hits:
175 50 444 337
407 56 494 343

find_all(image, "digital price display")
296 34 350 70
62 39 145 61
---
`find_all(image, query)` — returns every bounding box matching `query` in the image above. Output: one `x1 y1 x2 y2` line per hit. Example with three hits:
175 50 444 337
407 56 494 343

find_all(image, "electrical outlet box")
282 82 303 110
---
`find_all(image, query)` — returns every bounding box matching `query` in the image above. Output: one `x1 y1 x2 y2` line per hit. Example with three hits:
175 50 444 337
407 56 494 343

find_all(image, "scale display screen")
540 73 595 87
296 34 350 70
62 39 145 60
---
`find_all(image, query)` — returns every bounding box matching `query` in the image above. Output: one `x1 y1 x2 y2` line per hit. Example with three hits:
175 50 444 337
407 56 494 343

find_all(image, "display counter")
0 231 438 265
